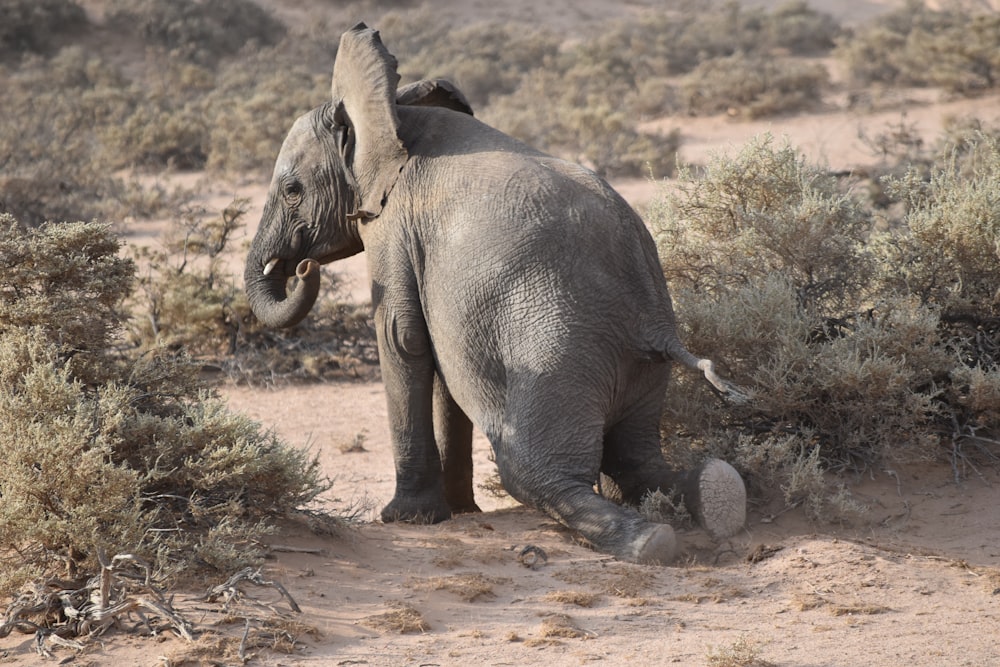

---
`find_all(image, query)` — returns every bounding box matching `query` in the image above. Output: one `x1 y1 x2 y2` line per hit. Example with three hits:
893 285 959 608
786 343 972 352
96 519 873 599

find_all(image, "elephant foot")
626 523 678 565
687 459 746 539
380 492 451 525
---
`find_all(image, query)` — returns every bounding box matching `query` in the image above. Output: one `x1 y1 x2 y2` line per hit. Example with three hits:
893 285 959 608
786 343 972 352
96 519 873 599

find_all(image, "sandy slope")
5 1 1000 665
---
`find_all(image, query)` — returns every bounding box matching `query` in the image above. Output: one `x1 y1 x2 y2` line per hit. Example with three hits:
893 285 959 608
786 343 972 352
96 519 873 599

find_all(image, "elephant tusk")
263 258 280 276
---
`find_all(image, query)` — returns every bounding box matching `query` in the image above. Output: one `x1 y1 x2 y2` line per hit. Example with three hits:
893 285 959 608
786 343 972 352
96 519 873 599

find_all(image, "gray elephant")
244 23 746 563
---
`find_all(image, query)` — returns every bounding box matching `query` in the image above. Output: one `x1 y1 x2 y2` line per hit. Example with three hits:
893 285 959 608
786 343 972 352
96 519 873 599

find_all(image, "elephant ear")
397 79 474 116
331 22 407 219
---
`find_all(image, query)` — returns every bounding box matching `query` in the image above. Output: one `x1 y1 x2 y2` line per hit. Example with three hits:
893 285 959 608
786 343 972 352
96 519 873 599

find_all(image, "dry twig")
201 567 302 613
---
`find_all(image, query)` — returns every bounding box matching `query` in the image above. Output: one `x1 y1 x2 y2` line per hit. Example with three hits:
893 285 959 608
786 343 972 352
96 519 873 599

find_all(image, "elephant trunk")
245 258 321 329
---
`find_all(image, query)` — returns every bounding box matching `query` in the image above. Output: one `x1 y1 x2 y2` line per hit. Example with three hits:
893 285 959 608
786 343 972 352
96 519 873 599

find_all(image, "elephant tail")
663 340 751 405
641 315 751 404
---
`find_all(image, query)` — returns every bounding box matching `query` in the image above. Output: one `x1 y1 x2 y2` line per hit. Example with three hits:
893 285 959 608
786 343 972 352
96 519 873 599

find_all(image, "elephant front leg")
376 301 451 524
434 375 480 514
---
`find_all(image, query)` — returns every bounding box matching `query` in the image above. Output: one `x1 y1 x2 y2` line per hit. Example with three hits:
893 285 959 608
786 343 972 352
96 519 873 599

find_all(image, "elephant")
244 23 747 564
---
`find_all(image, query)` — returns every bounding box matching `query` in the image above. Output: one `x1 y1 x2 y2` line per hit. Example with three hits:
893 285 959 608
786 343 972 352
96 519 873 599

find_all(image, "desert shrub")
129 201 252 355
0 216 330 594
128 201 379 383
656 136 872 311
871 132 1000 335
0 0 88 58
101 57 215 170
867 133 1000 459
450 0 838 172
585 0 839 83
0 217 133 386
484 65 681 178
204 39 331 173
0 49 136 226
680 54 829 118
105 0 286 65
382 12 561 108
760 0 842 55
650 136 997 517
837 1 1000 94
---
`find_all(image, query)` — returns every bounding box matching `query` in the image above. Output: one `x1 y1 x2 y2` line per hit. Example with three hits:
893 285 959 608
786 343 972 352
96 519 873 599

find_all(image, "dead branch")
201 567 301 613
0 551 196 647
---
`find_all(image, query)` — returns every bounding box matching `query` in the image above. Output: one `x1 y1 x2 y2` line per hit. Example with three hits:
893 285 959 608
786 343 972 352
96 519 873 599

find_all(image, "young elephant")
244 23 746 563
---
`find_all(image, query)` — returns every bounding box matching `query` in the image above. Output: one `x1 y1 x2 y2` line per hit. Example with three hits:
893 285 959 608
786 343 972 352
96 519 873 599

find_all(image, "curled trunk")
245 258 321 329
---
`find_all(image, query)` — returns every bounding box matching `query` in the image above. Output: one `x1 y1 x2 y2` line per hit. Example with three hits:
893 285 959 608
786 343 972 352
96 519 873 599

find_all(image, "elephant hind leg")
433 374 480 515
494 432 677 564
601 399 747 539
512 474 678 564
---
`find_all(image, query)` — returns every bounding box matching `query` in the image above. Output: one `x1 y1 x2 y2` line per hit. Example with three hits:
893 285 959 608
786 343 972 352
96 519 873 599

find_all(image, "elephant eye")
284 181 303 205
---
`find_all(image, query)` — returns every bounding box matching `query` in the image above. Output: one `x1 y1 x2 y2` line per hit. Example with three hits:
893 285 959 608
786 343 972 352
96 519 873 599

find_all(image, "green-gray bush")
651 135 1000 518
873 133 1000 317
0 49 135 226
105 0 286 65
382 13 561 109
837 0 1000 94
680 54 829 118
203 39 330 173
0 216 330 594
482 65 681 178
0 0 88 58
127 201 378 384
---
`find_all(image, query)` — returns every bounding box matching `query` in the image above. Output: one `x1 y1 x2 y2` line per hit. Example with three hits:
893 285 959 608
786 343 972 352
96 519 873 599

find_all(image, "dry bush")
0 3 323 205
127 200 378 384
481 56 681 178
0 0 88 58
873 133 1000 318
0 49 139 226
102 57 215 170
0 1 843 216
656 136 872 313
473 0 839 173
203 39 330 173
590 0 840 79
381 12 560 108
0 217 330 596
651 135 1000 518
872 133 1000 449
129 200 253 356
837 1 1000 94
680 54 829 118
105 0 286 65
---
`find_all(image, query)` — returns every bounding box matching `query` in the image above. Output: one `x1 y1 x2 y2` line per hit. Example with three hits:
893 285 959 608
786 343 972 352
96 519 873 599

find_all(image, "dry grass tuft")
523 612 595 646
542 590 599 608
359 603 430 634
706 634 775 667
409 573 509 602
554 563 655 602
828 602 893 617
792 592 892 616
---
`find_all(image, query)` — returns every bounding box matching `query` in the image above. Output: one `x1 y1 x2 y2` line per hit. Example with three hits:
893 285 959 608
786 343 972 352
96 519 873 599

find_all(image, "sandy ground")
5 1 1000 665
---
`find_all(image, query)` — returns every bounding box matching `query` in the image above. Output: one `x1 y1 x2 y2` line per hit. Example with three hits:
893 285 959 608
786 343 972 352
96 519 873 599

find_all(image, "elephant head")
246 23 473 328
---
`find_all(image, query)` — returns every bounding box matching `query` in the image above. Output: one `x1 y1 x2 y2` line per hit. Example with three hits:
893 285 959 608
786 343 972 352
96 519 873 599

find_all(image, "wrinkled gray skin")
245 24 746 563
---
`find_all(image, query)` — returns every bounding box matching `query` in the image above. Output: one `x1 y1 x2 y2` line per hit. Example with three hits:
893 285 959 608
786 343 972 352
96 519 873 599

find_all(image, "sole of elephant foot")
691 459 747 539
629 523 678 565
